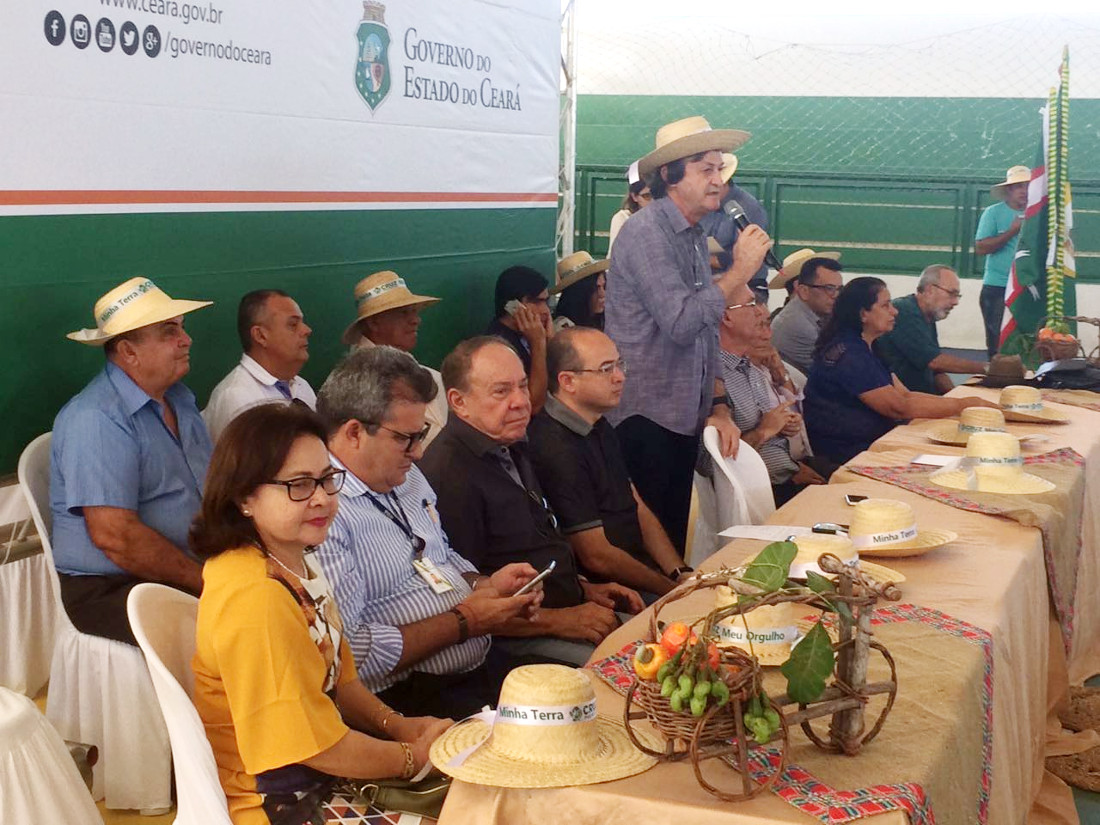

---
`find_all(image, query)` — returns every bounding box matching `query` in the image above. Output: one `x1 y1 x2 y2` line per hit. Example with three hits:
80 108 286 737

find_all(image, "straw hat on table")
998 385 1069 424
767 248 842 290
637 116 750 179
551 251 609 295
714 591 801 666
341 270 440 346
930 431 1055 494
990 165 1031 199
925 407 1009 446
67 277 212 345
848 498 956 558
430 665 658 788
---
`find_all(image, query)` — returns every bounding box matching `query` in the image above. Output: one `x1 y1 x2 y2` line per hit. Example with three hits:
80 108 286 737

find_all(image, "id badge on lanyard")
412 557 454 594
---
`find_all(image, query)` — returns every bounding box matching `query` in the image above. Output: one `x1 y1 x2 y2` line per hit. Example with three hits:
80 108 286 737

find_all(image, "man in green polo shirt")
975 165 1029 357
878 265 989 395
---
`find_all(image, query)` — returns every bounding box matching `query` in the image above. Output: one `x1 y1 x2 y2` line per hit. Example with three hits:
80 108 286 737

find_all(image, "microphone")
723 200 782 271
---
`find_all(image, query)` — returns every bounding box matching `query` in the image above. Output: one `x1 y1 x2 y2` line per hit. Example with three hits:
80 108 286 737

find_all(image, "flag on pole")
1000 47 1075 360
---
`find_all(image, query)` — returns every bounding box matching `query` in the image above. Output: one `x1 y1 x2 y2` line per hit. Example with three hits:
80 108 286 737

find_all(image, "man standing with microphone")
605 116 773 554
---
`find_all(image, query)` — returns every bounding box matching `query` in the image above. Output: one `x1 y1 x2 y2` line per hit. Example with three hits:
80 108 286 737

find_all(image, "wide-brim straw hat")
990 165 1031 198
341 271 440 346
930 431 1055 494
847 498 957 558
430 664 658 788
998 385 1069 423
638 116 751 179
924 407 1009 446
767 248 842 290
714 593 800 666
67 277 212 346
551 251 609 295
720 152 739 184
789 533 905 584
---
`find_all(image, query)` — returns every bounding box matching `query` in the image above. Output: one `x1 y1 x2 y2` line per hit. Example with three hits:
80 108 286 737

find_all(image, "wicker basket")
1038 338 1081 362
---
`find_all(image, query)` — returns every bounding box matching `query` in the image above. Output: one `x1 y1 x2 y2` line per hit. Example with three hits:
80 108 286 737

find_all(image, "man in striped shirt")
315 346 542 719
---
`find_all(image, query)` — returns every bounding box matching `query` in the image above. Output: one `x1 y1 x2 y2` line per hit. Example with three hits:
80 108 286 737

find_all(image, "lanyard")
365 491 426 558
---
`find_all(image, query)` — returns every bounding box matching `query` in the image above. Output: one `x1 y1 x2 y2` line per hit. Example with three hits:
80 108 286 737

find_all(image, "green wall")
0 207 556 474
575 94 1100 280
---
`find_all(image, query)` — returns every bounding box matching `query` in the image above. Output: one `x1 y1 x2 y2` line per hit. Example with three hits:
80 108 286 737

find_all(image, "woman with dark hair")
190 403 450 825
803 277 995 465
552 251 608 330
607 160 652 252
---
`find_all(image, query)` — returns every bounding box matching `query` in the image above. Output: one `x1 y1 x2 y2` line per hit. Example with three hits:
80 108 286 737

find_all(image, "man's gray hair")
916 264 953 293
317 345 437 435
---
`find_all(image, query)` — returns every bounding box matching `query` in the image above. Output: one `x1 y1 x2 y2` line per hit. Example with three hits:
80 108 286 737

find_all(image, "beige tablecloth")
438 387 1100 825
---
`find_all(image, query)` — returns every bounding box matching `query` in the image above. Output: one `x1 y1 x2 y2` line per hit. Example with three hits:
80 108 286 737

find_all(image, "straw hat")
67 277 212 346
998 385 1069 423
767 248 842 290
720 152 739 184
847 499 956 558
925 407 1009 446
990 165 1031 198
790 533 906 585
930 431 1055 495
430 665 657 787
637 116 751 179
340 271 440 346
550 251 609 295
714 591 800 666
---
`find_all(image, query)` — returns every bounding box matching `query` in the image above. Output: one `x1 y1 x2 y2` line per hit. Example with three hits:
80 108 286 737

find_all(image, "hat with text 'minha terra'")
430 664 658 788
67 277 212 346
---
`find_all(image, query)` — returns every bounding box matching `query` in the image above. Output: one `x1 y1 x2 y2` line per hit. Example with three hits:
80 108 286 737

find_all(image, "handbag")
345 775 452 819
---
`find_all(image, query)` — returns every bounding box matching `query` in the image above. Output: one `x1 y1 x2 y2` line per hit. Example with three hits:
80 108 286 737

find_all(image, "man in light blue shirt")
315 346 540 718
52 277 213 645
975 165 1029 357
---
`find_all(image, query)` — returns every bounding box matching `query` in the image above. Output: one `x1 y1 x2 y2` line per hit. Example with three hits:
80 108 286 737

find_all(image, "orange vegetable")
632 643 669 681
1038 327 1054 341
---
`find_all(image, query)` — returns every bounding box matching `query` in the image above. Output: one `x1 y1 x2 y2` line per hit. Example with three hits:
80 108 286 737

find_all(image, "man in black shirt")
421 336 642 666
528 328 691 600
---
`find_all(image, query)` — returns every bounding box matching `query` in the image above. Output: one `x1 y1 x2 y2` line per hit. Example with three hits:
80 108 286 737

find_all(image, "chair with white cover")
783 360 808 393
17 432 172 812
702 426 776 530
0 511 55 696
686 472 719 568
128 583 233 825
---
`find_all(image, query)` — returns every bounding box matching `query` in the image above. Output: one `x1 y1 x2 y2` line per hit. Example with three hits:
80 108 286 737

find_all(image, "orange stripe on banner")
0 190 558 206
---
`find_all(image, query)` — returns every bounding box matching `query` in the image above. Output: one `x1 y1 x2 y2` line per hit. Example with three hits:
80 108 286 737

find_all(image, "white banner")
0 0 559 213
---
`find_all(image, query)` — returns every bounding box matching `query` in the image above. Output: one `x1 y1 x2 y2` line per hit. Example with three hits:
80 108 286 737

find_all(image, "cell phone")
844 494 868 506
514 560 555 595
504 299 522 317
812 522 849 535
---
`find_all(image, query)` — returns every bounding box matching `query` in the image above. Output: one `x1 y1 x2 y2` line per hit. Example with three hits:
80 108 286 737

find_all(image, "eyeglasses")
265 470 346 502
373 422 432 453
930 283 963 299
806 284 842 297
726 300 759 311
570 358 627 376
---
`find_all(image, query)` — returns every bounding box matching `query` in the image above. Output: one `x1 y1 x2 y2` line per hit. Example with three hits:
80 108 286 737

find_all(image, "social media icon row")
44 11 159 57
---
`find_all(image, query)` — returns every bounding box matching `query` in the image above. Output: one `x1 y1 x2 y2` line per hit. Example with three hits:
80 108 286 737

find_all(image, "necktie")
274 380 292 399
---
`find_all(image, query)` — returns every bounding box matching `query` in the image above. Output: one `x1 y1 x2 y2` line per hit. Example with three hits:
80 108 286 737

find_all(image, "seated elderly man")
749 305 815 464
315 346 541 718
51 277 212 645
720 284 834 505
420 336 644 667
203 289 315 441
770 256 844 375
341 270 449 447
528 328 689 599
877 265 989 395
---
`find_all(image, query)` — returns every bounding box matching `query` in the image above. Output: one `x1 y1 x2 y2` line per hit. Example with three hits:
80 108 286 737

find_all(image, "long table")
438 387 1100 825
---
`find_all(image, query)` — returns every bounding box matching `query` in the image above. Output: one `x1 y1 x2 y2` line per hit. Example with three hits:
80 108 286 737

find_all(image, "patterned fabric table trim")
586 603 995 825
847 447 1083 654
1041 390 1100 413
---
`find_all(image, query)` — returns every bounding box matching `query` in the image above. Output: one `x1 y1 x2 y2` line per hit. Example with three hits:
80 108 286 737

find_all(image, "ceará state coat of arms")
356 1 390 111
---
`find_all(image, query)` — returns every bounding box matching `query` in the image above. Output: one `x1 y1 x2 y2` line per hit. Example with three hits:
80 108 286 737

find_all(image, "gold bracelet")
380 708 403 734
398 741 417 780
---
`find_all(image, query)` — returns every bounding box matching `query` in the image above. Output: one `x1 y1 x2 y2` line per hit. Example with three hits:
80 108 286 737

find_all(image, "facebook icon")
45 10 66 46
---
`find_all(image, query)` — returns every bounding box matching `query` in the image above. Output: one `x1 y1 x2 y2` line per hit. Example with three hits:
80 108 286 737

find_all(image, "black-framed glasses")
374 422 432 453
806 284 842 296
930 283 963 299
265 470 346 502
570 358 627 376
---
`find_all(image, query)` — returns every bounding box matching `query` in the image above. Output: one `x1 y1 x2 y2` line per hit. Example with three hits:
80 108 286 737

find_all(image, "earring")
241 508 252 517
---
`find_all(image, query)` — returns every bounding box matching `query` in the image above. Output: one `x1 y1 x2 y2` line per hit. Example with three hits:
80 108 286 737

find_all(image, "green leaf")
740 541 797 594
780 621 834 704
805 570 854 623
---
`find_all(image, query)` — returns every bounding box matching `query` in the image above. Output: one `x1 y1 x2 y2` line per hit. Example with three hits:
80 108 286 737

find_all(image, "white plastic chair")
17 433 172 812
128 584 233 825
686 472 719 568
783 360 808 393
703 426 776 529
